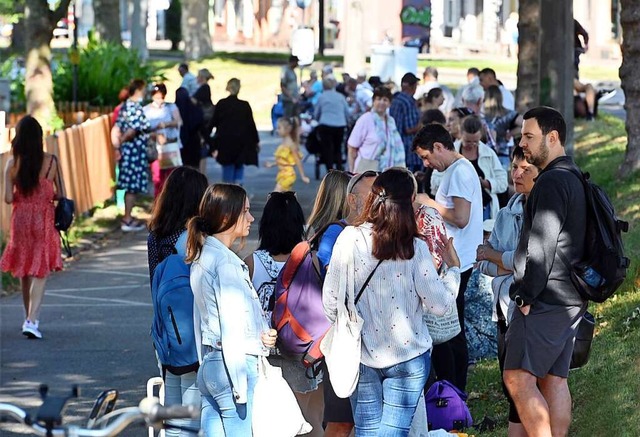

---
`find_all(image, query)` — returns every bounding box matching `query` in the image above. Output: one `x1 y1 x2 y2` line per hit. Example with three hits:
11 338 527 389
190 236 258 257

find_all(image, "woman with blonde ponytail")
187 183 278 436
322 168 462 435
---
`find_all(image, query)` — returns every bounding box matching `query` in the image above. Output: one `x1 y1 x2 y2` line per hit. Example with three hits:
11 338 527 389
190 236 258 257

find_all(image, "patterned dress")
116 100 150 194
1 177 63 278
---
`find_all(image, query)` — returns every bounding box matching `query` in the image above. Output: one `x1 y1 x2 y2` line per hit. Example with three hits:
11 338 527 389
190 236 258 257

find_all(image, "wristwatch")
514 295 526 308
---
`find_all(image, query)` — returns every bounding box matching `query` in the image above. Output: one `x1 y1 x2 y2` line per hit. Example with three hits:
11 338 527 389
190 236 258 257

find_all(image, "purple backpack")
426 380 473 431
272 222 345 368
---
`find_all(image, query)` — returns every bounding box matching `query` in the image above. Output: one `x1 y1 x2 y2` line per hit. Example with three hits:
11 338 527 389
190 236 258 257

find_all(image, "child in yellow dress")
266 117 310 191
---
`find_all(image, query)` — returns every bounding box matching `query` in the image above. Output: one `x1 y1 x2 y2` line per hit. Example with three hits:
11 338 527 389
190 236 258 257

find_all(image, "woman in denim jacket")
186 184 278 436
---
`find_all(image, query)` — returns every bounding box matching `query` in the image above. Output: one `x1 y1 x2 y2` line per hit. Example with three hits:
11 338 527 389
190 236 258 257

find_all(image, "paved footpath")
0 130 323 436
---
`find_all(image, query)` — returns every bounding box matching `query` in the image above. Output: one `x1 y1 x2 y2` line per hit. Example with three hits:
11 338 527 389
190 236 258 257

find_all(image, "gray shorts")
504 300 587 378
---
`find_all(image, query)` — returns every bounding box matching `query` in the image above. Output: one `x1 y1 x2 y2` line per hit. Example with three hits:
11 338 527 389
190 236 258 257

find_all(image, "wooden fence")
0 115 116 242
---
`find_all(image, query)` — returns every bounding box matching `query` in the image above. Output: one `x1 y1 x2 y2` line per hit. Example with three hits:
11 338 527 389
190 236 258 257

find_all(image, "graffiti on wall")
401 0 431 50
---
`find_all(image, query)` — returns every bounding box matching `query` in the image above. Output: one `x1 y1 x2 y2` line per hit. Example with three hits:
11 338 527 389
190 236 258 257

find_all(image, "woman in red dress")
1 115 64 339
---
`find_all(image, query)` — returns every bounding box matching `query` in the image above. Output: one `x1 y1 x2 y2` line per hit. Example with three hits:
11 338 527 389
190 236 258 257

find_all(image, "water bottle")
582 266 604 288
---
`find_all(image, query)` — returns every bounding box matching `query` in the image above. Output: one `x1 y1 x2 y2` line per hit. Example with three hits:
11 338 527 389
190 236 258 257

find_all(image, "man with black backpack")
503 107 588 437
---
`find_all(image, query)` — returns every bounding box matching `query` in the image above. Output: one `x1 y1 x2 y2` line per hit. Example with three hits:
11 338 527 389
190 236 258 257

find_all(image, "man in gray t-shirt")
280 55 299 117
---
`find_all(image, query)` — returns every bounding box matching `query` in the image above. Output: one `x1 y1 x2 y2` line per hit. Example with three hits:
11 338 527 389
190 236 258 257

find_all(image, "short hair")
512 145 525 161
421 109 446 126
480 67 497 78
258 192 306 256
426 87 443 103
423 66 438 79
373 86 393 101
523 106 567 146
322 76 336 90
368 76 382 88
462 84 484 104
461 115 483 135
467 67 480 76
412 123 455 152
178 63 189 71
226 78 241 95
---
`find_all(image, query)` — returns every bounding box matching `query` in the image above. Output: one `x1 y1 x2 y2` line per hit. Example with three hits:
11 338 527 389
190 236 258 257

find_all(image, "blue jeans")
164 370 201 436
221 164 245 185
197 350 258 436
350 352 430 437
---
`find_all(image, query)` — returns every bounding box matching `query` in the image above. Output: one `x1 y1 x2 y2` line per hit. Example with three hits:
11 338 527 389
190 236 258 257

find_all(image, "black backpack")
559 168 630 303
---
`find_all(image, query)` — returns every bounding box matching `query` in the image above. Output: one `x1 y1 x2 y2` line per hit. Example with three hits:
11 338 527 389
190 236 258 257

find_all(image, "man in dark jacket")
504 106 588 437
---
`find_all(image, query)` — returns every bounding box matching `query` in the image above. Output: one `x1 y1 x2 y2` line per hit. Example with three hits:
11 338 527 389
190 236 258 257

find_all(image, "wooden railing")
0 115 116 242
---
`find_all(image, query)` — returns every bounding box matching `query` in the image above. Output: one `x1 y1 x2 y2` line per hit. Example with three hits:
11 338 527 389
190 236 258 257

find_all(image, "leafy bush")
53 37 163 106
0 57 26 112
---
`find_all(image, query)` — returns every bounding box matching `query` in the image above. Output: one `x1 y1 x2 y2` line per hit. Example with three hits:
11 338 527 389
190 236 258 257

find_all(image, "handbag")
53 156 75 258
570 311 595 369
252 356 312 437
354 157 380 173
146 137 159 163
423 279 461 345
156 141 183 169
320 259 383 398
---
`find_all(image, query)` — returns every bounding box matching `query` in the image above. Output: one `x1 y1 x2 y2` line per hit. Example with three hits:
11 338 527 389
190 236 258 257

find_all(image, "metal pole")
72 1 78 110
318 0 325 56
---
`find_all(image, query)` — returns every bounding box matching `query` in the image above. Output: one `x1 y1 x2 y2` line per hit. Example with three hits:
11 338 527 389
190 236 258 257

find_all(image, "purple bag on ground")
426 380 473 431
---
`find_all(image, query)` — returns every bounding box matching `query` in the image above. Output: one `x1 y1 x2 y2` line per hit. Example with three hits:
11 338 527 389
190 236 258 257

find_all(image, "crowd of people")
0 53 593 437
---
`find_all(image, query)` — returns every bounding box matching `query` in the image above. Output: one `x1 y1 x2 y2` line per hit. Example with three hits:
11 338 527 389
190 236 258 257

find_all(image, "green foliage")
53 37 163 106
0 57 26 111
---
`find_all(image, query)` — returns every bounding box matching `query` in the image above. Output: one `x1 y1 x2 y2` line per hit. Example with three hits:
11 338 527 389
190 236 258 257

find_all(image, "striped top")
323 223 460 369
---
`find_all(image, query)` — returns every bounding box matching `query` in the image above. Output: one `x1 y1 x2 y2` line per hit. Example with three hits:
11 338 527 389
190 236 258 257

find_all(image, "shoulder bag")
423 266 461 345
320 258 383 398
52 156 75 257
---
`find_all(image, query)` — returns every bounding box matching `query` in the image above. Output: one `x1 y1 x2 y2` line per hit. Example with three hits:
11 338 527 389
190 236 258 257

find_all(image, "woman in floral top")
115 79 150 232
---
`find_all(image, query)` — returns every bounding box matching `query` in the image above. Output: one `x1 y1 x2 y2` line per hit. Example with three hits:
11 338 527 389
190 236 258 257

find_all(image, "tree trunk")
515 0 540 113
24 0 72 129
182 0 214 60
166 0 182 51
94 0 122 44
131 0 149 60
618 0 640 178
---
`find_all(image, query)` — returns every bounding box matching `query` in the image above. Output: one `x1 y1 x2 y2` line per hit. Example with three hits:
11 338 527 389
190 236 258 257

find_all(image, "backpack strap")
174 230 188 258
308 220 348 247
354 259 383 305
45 155 55 179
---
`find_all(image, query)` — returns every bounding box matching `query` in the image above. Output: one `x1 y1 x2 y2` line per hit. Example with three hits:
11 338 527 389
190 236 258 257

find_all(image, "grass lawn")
466 114 640 436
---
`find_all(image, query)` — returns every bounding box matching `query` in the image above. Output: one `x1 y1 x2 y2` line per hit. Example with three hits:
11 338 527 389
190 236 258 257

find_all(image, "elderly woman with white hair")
313 75 351 173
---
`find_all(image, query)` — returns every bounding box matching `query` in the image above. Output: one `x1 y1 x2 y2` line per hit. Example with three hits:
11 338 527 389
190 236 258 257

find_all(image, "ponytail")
185 216 209 263
289 117 300 146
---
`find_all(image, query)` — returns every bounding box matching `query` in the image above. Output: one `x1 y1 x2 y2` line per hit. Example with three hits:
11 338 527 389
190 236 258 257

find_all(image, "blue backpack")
151 232 199 375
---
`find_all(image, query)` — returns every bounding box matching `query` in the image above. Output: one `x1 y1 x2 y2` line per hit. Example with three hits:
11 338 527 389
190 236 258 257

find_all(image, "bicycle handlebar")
0 397 199 437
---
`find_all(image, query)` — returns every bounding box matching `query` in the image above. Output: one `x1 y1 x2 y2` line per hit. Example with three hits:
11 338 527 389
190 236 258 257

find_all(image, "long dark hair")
11 115 44 196
185 184 247 263
356 168 419 260
148 167 209 238
258 192 305 256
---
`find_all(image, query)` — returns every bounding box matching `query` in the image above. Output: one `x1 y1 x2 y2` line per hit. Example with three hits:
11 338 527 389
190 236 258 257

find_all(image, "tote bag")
424 303 461 345
157 141 183 169
252 356 312 437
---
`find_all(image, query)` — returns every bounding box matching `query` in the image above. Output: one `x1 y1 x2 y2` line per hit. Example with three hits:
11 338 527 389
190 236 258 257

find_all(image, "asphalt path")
0 130 323 436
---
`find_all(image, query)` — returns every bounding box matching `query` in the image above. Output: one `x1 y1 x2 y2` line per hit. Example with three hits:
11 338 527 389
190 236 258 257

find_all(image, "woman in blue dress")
115 79 150 232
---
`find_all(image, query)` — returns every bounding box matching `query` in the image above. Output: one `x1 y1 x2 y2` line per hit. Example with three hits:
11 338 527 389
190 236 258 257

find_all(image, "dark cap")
401 72 420 85
289 55 299 63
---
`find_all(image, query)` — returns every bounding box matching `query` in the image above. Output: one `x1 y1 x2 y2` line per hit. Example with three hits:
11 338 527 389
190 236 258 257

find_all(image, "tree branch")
51 0 72 26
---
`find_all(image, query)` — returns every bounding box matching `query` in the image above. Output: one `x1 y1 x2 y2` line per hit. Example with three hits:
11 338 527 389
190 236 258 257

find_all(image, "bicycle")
0 384 198 436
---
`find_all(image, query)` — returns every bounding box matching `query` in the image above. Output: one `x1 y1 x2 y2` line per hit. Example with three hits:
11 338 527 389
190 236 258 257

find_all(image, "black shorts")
322 364 354 424
504 300 587 379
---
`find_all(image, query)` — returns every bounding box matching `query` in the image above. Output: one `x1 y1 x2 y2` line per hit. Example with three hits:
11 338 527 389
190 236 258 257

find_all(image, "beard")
526 137 549 168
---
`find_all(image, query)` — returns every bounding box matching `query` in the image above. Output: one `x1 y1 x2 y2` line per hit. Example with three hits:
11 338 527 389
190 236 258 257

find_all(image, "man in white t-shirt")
412 123 483 393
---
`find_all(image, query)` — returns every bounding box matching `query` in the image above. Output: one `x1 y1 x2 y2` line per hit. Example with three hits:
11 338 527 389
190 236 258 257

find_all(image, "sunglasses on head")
348 170 380 194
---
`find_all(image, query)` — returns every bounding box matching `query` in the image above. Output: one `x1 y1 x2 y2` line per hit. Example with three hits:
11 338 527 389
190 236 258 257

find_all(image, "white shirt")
323 224 460 369
436 158 484 271
499 84 515 110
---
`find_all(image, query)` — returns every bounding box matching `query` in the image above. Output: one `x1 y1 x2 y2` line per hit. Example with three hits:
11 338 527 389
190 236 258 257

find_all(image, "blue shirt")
317 221 348 278
389 91 422 169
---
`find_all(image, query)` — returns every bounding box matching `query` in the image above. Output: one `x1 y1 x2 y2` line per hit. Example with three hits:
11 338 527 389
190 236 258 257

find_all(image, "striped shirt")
323 223 460 369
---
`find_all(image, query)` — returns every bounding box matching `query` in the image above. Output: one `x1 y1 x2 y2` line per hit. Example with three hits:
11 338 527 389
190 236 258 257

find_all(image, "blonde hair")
306 170 351 237
226 78 241 96
483 85 506 119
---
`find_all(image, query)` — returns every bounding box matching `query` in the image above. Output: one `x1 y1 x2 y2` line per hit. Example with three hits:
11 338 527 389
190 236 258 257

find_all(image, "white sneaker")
121 219 146 232
22 321 42 339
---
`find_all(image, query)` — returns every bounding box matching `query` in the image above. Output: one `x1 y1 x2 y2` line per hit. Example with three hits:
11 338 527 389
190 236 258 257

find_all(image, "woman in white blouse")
322 167 461 436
